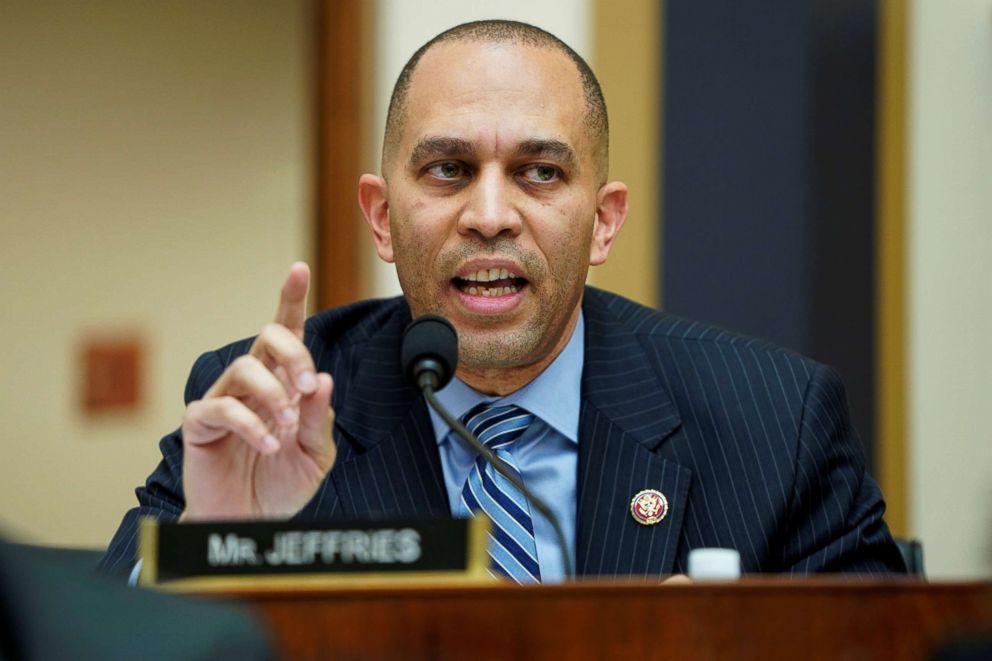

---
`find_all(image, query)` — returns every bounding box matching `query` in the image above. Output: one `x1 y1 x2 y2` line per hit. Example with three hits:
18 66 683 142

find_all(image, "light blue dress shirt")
428 313 583 583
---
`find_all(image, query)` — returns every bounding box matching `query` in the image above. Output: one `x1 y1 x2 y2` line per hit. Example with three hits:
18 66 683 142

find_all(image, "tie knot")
461 403 534 449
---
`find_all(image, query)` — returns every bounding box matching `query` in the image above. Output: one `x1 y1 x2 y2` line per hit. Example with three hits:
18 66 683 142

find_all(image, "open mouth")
452 267 528 297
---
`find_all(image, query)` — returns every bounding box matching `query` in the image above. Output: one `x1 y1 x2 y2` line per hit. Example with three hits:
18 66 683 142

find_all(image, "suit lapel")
576 291 692 577
315 291 693 576
327 305 450 520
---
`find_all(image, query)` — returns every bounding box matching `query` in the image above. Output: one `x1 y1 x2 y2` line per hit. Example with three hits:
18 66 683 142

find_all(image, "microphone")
401 315 458 391
401 315 574 579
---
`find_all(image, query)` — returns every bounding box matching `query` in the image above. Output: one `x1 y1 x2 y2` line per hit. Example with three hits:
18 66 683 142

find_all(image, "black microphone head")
401 315 458 390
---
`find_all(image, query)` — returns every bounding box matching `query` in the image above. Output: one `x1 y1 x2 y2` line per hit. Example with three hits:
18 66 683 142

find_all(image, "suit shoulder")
586 287 817 369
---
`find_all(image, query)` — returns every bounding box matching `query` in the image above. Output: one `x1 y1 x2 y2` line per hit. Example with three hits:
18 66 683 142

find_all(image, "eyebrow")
409 137 474 167
513 139 578 170
408 136 578 170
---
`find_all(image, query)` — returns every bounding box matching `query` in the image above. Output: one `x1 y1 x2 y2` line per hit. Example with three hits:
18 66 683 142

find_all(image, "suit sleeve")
97 350 227 577
780 364 907 574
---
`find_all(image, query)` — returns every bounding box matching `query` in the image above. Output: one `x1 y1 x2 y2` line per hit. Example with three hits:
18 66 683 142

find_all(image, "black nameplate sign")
139 517 492 590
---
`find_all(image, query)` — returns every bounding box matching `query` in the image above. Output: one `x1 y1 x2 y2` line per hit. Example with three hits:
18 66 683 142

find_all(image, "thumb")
298 372 335 470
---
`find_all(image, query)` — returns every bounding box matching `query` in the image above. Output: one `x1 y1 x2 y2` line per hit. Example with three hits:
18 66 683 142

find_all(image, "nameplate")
138 517 492 591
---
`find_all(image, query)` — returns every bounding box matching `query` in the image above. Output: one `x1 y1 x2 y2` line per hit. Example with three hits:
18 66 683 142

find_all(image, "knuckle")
261 322 282 338
290 347 315 372
231 354 257 373
182 400 203 424
217 395 243 416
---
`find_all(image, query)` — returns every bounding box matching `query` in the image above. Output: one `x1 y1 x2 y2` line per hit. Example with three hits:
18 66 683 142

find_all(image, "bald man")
102 20 905 582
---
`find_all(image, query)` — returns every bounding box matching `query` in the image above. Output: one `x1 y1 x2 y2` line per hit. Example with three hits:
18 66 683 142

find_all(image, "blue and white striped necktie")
458 402 541 583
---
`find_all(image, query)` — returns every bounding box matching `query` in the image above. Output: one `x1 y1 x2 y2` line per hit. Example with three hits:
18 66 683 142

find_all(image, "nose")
457 166 522 239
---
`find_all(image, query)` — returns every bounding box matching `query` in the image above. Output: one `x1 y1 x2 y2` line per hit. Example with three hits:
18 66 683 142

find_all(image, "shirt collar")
428 311 584 446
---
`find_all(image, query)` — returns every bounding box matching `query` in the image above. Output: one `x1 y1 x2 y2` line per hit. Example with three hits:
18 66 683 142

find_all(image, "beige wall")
0 1 311 547
906 0 992 578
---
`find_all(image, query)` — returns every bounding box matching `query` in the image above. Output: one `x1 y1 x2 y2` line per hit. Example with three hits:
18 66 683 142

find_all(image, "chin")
456 328 547 371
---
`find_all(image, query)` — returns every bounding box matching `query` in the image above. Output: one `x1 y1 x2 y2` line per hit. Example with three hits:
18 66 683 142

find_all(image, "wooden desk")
214 579 992 660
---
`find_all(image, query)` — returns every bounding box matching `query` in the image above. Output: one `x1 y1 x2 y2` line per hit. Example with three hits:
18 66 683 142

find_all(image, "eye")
520 164 561 184
426 161 466 180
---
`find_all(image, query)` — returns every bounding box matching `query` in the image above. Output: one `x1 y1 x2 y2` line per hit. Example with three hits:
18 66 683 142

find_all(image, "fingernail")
296 371 317 393
278 408 298 426
262 435 280 454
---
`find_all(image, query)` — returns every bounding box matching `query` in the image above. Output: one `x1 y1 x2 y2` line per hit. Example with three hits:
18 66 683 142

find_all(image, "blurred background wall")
0 0 311 546
906 0 992 579
0 0 988 579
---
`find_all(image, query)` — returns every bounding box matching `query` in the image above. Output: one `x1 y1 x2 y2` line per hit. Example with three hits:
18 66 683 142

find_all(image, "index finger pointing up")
275 261 310 338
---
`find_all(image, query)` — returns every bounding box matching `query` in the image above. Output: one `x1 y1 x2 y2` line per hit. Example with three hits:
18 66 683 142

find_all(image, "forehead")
399 41 589 157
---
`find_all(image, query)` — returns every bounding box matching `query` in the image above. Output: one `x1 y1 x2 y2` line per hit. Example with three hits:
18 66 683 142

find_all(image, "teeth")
462 267 519 283
464 285 519 297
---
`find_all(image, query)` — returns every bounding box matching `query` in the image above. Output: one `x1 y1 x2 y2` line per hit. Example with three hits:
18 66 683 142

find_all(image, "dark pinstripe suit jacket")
100 288 905 577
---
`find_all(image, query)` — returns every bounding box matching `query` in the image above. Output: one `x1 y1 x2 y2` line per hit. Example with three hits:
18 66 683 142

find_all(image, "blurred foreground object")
0 537 270 660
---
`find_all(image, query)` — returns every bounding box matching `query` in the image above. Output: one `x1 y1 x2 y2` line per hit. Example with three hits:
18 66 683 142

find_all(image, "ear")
589 181 629 265
358 174 394 263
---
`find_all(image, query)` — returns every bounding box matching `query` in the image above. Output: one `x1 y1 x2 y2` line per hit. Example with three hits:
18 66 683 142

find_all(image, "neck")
455 306 581 396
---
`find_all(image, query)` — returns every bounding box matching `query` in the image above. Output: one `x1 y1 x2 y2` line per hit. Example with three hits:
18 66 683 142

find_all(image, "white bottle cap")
687 548 741 581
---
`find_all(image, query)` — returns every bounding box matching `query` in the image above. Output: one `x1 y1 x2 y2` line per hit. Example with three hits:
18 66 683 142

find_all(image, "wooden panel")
590 0 661 308
209 579 992 660
313 0 367 309
876 0 908 536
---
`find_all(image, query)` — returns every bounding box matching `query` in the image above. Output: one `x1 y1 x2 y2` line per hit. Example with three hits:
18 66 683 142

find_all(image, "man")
101 20 905 582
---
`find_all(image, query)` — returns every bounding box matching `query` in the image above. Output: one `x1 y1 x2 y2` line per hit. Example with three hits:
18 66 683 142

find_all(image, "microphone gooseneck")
401 315 574 580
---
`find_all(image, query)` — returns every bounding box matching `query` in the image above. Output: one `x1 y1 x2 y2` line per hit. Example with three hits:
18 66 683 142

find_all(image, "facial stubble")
393 228 589 373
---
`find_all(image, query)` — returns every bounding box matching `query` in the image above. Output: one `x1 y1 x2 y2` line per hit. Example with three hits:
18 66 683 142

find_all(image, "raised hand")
180 262 336 520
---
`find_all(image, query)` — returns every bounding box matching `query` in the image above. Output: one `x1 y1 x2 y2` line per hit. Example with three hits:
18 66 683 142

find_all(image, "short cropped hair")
382 20 609 182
